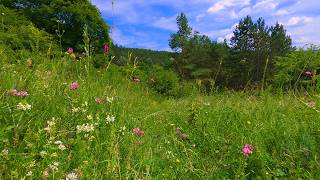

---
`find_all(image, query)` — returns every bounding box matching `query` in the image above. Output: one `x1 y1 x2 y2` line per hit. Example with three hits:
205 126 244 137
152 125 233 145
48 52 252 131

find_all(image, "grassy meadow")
1 55 320 179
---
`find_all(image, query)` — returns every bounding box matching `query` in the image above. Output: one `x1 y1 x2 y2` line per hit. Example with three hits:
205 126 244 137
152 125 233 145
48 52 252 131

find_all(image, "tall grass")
0 51 320 179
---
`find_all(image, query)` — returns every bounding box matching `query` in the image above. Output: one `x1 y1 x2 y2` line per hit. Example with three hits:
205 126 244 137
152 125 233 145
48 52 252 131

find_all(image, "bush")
274 47 320 90
147 65 180 97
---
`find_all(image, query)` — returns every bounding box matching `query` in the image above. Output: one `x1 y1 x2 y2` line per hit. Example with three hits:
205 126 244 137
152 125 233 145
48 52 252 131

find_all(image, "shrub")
147 65 180 97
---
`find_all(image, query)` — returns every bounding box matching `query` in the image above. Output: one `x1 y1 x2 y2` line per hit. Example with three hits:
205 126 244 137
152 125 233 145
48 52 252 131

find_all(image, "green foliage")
147 65 180 97
230 16 293 86
0 5 58 54
274 47 320 89
3 0 111 52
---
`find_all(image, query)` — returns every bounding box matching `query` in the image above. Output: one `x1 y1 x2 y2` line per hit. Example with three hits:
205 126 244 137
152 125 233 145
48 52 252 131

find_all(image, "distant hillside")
112 45 175 68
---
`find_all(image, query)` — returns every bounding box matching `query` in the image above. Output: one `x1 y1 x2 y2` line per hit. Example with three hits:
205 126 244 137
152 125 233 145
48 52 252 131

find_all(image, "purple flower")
67 48 74 54
103 44 109 55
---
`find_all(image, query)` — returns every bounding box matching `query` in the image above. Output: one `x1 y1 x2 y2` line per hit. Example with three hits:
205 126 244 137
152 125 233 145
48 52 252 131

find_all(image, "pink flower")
67 48 74 54
70 82 79 91
138 131 145 137
242 144 254 157
14 91 29 96
304 70 313 77
181 133 187 139
95 97 102 104
132 127 144 137
132 127 140 134
103 44 109 55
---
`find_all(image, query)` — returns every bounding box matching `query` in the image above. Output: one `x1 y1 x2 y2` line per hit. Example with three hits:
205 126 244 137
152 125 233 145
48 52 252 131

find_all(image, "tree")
230 16 292 86
3 0 111 52
270 22 292 59
169 12 192 53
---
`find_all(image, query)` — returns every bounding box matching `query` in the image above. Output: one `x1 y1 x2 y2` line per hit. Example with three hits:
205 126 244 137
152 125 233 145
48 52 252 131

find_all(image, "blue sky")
91 0 320 51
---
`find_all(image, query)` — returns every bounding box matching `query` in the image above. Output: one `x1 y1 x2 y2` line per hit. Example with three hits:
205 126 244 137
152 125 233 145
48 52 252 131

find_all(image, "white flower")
66 172 78 180
17 102 32 111
106 115 115 124
1 148 8 156
26 171 33 176
106 97 114 103
44 119 56 133
58 144 66 151
76 123 95 133
72 107 81 113
86 115 93 120
40 151 47 157
204 102 211 106
54 140 62 145
48 162 59 171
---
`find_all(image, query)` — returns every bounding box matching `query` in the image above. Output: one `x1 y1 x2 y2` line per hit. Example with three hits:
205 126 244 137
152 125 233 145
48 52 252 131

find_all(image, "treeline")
169 13 294 89
112 45 174 68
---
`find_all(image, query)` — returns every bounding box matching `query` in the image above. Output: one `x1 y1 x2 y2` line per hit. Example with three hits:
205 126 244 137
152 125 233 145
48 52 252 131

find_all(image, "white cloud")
207 0 250 13
253 0 278 10
152 16 177 31
273 9 290 16
286 16 313 26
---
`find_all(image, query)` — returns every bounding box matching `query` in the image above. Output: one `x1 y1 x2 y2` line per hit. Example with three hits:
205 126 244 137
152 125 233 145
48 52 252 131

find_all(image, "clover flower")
67 48 74 54
106 115 115 124
242 144 254 158
70 82 79 91
106 96 114 103
17 102 32 111
66 172 78 180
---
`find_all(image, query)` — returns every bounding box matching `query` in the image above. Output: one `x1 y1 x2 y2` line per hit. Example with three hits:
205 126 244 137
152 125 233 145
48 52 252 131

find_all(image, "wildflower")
48 162 59 171
304 70 313 77
26 171 33 176
103 44 109 55
106 115 115 124
203 102 210 106
133 127 140 134
44 119 56 133
119 126 126 135
14 91 29 96
70 82 79 91
138 131 145 137
66 172 78 180
87 115 93 120
40 151 47 157
71 107 81 113
54 140 62 145
58 144 66 151
17 102 32 111
1 148 8 156
106 97 114 103
132 76 141 83
76 123 95 133
242 144 254 158
95 97 102 104
67 48 74 55
181 133 187 139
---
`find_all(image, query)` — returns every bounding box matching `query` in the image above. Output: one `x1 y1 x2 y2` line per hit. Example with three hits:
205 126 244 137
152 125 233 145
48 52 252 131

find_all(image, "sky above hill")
91 0 320 51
